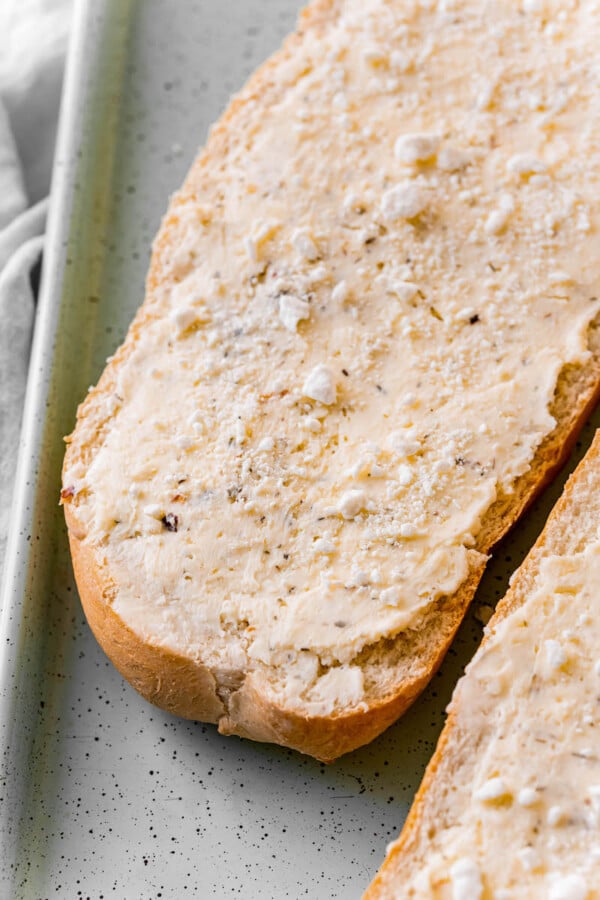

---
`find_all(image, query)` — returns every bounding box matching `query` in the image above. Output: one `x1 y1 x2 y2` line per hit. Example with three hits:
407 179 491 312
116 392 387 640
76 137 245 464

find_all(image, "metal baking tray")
2 2 598 897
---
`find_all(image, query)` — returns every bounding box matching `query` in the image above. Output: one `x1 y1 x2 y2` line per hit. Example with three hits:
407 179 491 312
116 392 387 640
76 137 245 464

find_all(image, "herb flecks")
227 485 242 502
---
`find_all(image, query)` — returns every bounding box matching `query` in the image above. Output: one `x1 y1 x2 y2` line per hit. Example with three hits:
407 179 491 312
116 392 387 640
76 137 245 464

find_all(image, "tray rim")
0 3 90 618
0 0 113 882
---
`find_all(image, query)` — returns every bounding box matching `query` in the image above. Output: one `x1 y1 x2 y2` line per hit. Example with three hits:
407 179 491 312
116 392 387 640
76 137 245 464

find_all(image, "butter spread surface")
409 541 600 897
64 0 600 712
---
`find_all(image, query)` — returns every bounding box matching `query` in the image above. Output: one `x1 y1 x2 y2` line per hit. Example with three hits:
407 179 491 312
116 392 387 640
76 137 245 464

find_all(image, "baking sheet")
1 2 599 897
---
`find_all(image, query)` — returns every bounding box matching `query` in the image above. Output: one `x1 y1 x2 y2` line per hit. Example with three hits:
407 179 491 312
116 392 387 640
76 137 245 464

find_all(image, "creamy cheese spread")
413 541 600 897
64 0 600 712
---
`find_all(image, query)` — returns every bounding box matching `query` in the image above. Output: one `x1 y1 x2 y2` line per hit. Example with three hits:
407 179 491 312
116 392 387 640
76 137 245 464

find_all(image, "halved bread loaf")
62 0 600 760
365 431 600 899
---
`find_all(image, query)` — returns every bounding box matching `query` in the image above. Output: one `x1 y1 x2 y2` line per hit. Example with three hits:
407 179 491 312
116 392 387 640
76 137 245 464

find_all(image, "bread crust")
66 495 486 760
363 433 600 897
63 0 600 761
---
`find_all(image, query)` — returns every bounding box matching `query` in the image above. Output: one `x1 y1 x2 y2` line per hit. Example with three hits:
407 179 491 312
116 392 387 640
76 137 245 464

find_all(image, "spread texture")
64 0 600 717
366 433 600 899
410 546 600 897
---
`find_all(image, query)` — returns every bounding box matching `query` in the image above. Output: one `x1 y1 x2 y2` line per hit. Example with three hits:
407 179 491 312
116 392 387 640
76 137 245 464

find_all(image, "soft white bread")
365 431 600 898
62 0 600 760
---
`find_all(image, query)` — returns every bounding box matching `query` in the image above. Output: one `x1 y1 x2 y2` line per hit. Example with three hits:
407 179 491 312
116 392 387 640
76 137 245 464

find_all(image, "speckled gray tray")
1 2 599 898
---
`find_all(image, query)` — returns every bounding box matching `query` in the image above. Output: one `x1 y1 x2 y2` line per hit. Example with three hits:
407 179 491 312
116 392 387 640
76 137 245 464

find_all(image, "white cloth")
0 0 72 580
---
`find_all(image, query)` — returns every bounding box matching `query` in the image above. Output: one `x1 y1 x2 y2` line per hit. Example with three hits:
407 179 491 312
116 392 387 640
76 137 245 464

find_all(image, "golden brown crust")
63 0 600 761
66 504 225 724
64 501 486 762
364 433 600 898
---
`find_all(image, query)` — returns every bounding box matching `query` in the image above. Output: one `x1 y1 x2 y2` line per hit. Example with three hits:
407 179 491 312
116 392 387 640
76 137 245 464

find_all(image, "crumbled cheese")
243 235 257 261
397 464 414 486
576 747 594 759
400 392 418 408
506 153 547 176
437 146 470 171
485 194 515 235
234 421 247 444
302 416 321 433
387 428 421 457
545 639 567 670
143 504 163 518
308 665 364 712
547 805 564 827
175 435 194 450
449 858 483 900
394 132 441 164
517 787 538 807
314 538 336 554
547 874 588 900
390 49 411 71
350 566 370 587
389 281 419 302
257 437 275 452
398 522 417 538
338 489 367 520
332 90 348 110
332 280 349 304
475 79 495 110
304 264 328 285
170 307 198 334
291 228 319 260
517 846 541 872
475 777 511 802
302 364 337 405
347 456 373 480
279 294 310 332
381 182 428 220
548 270 573 285
380 586 401 604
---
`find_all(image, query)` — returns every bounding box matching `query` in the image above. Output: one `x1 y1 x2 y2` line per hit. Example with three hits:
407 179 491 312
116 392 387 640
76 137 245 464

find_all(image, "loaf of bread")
62 0 600 760
365 431 600 899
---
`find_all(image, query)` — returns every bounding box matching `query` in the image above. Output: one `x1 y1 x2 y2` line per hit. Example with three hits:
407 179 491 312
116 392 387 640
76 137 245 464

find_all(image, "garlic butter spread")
412 543 600 899
64 0 600 713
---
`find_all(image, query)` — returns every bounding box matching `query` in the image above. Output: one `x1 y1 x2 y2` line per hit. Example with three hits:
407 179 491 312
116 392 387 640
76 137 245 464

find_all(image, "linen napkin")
0 0 72 583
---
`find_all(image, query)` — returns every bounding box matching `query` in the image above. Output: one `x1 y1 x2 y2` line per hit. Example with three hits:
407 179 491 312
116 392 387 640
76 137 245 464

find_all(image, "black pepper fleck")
161 513 178 532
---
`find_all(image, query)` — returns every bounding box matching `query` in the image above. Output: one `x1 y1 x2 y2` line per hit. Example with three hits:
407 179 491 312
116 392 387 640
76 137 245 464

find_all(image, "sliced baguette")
62 0 600 760
365 430 600 899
